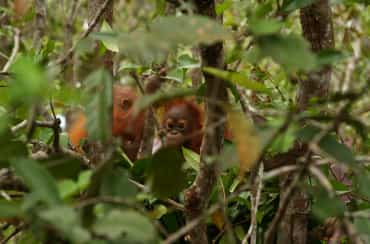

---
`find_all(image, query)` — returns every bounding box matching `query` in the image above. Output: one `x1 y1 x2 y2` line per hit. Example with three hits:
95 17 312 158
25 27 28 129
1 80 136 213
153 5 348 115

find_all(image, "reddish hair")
162 98 203 153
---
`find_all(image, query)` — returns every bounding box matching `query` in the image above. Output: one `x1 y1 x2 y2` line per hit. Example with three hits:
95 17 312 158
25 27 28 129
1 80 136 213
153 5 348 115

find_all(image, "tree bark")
296 0 334 111
63 1 78 84
184 1 228 243
277 1 334 244
33 0 47 51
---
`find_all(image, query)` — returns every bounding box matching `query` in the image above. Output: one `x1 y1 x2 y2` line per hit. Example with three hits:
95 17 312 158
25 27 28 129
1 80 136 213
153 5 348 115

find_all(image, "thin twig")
48 99 61 152
164 182 250 244
11 120 28 133
250 109 294 184
309 165 334 195
2 28 20 73
243 163 263 244
55 0 113 66
164 204 221 244
128 178 184 211
264 160 308 244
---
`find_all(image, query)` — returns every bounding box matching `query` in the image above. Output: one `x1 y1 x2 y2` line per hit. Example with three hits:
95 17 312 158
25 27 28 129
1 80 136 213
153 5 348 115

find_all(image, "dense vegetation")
0 0 370 243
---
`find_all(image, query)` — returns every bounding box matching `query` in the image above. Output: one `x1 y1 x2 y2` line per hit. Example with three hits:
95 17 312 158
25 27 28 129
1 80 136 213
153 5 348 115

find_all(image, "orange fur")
67 84 145 161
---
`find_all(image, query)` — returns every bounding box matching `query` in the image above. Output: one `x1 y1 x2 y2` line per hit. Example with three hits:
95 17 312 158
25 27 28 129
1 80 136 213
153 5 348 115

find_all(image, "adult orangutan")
68 84 145 161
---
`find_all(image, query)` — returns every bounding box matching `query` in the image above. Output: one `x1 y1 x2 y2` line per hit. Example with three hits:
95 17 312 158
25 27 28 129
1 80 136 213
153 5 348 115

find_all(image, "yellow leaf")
211 209 225 230
228 109 261 178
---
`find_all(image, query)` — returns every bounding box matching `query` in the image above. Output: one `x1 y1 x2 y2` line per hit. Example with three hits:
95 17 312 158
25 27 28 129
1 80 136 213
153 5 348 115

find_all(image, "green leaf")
77 170 93 191
252 34 316 73
100 21 119 52
316 49 345 66
312 189 345 220
203 67 270 93
249 19 283 35
40 206 91 243
148 147 187 198
182 147 200 171
0 130 28 166
131 157 151 179
100 168 137 198
216 0 233 15
147 204 168 220
177 54 200 69
297 125 357 164
165 68 184 83
319 135 357 164
93 210 156 242
83 69 113 142
93 16 231 64
354 211 370 237
0 200 22 218
58 180 79 199
282 0 316 12
40 155 83 180
355 171 370 199
10 158 61 205
270 125 297 153
9 56 49 106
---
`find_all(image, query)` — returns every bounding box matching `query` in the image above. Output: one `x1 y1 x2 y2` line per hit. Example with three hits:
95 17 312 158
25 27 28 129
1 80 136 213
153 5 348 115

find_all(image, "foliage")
0 0 369 243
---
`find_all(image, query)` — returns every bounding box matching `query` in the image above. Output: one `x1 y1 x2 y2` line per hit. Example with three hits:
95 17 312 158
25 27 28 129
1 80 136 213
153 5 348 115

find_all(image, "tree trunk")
184 1 228 243
277 1 334 243
33 0 47 51
63 1 78 84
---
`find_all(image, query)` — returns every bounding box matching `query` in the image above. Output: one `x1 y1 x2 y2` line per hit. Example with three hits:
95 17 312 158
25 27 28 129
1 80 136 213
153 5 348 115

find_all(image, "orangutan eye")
177 120 186 131
121 99 132 110
166 120 175 130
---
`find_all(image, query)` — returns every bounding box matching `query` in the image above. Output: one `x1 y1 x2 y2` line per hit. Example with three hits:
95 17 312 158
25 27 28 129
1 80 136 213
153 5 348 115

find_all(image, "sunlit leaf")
216 0 233 15
147 204 168 219
77 170 93 191
177 54 200 69
100 21 119 52
249 18 283 35
58 180 79 199
203 67 270 93
182 147 200 171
